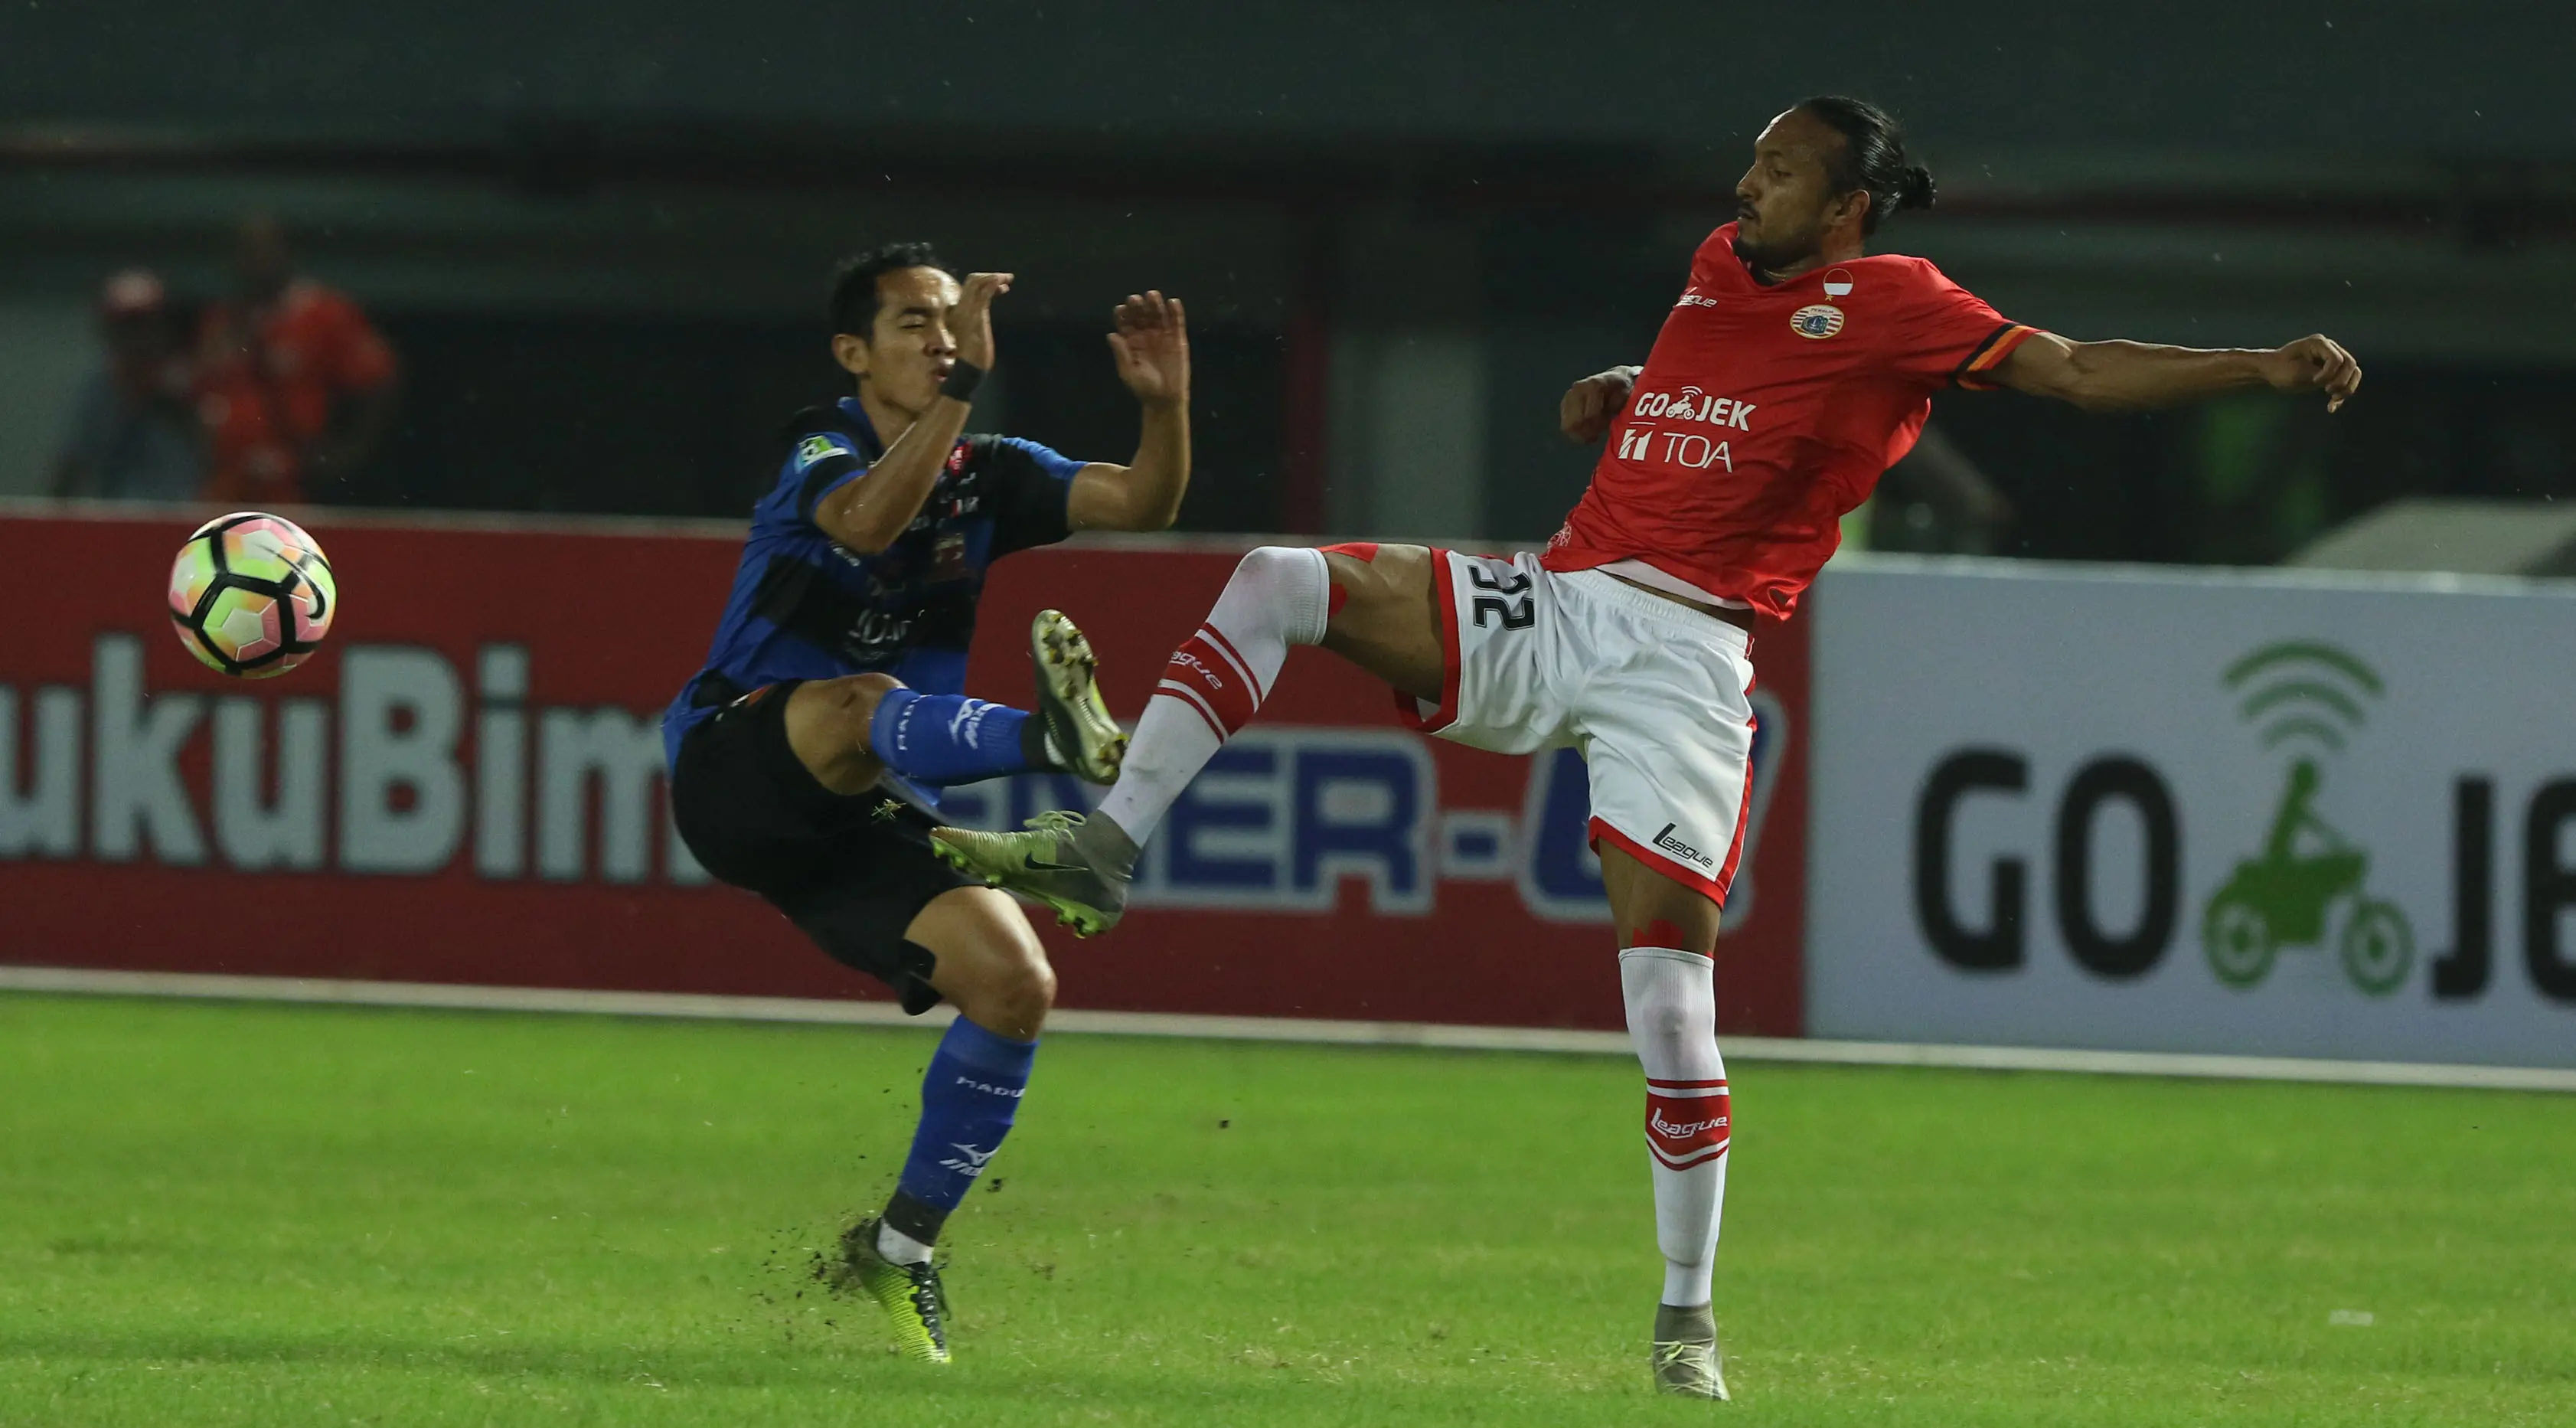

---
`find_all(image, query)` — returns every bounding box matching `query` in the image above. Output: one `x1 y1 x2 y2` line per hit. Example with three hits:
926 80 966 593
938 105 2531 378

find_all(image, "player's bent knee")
913 887 1056 1035
976 924 1056 1007
1006 953 1058 1016
781 673 904 793
963 947 1054 1037
788 672 900 747
826 672 901 732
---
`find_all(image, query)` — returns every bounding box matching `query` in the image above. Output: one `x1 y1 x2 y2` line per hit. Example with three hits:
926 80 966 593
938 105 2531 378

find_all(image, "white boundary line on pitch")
5 964 2574 1093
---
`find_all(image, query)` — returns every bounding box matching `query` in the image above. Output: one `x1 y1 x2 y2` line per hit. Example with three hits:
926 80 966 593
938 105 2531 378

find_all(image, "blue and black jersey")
662 395 1083 769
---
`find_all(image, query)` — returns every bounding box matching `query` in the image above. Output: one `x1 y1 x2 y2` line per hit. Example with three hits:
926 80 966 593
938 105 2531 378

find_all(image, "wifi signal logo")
2221 640 2383 753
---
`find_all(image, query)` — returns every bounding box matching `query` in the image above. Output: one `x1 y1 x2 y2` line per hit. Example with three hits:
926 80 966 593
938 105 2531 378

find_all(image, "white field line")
5 964 2574 1093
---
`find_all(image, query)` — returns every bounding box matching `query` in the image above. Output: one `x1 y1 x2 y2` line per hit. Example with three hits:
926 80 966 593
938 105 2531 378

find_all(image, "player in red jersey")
932 96 2362 1398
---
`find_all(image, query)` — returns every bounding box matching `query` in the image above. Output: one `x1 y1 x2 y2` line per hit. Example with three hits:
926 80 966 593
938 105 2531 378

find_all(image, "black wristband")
939 360 985 403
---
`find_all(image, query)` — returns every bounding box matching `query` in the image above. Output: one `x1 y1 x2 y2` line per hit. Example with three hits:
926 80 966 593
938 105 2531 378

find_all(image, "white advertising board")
1807 557 2576 1067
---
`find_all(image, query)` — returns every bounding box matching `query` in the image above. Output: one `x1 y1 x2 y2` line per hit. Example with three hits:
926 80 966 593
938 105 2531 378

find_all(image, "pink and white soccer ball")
165 511 339 678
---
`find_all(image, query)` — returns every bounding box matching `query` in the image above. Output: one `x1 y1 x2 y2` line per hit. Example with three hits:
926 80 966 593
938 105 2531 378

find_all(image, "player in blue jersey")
664 243 1191 1364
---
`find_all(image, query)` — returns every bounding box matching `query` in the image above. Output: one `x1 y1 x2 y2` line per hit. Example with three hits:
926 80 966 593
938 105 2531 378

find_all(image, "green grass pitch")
2 994 2571 1426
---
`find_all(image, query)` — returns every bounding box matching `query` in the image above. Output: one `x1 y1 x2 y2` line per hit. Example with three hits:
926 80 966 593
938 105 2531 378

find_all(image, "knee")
1227 545 1333 641
1013 955 1059 1021
1239 545 1306 580
1618 946 1716 1044
998 938 1056 1011
1233 544 1337 603
948 921 1055 1036
821 672 902 740
1623 985 1703 1044
975 949 1056 1037
841 671 903 712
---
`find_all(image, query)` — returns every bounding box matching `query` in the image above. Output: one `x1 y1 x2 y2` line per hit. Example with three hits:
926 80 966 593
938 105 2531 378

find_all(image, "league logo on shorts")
1790 303 1846 340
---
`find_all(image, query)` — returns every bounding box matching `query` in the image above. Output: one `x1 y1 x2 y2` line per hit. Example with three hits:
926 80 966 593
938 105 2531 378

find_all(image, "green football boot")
1651 1302 1729 1400
831 1219 952 1364
930 810 1135 937
1029 609 1126 784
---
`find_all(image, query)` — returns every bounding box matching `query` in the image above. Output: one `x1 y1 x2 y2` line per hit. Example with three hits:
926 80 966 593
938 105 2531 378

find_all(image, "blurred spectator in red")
51 270 204 502
196 215 399 505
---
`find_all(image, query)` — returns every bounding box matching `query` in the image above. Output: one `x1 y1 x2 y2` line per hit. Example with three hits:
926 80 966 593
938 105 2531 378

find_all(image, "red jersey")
1543 222 2036 618
197 279 399 505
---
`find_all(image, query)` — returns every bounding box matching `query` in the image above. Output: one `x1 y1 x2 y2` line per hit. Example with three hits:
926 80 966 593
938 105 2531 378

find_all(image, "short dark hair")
828 242 952 339
1794 96 1935 234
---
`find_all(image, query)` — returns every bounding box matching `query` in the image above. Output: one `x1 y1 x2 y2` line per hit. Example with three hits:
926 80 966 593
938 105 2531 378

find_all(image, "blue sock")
868 688 1044 785
884 1018 1038 1245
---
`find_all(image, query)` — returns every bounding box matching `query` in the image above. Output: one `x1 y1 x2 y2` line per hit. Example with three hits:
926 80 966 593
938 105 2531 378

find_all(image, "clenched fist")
1560 365 1641 442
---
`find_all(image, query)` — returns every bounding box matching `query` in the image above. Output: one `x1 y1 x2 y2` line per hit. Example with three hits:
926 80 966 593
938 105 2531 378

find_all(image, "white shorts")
1399 550 1758 906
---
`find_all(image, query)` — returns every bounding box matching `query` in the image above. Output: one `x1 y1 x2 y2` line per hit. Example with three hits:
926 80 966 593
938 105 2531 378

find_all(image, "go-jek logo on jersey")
1631 387 1755 430
1618 387 1754 472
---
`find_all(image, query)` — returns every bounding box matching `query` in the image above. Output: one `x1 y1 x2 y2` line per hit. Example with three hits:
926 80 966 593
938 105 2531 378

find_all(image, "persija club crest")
1790 303 1846 340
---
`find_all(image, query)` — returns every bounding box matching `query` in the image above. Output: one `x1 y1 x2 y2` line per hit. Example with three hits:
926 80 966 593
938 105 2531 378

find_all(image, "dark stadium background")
5 0 2572 564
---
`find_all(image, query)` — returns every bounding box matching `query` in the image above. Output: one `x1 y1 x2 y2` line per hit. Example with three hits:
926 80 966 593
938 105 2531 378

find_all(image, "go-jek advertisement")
0 508 1809 1036
1806 557 2576 1067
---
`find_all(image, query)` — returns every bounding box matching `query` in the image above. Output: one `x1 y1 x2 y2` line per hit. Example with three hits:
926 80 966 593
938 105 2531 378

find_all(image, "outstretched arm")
1996 332 2361 413
1070 292 1192 531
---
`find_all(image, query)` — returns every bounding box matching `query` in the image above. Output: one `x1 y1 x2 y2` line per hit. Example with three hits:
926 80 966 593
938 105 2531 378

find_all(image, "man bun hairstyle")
1898 163 1937 213
1795 95 1936 234
828 241 952 339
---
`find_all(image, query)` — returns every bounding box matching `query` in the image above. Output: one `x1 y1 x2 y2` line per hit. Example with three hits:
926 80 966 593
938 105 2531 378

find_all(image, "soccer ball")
166 511 338 678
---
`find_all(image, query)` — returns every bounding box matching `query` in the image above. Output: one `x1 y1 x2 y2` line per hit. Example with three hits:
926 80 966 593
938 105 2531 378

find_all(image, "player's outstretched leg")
1605 845 1733 1400
828 887 1054 1363
801 610 1124 796
930 544 1340 932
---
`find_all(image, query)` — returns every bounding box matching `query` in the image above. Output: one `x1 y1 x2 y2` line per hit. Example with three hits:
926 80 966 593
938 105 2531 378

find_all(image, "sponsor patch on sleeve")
795 435 853 470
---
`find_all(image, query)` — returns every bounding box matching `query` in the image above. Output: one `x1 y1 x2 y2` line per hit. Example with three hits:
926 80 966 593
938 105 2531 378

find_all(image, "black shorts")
669 681 968 1015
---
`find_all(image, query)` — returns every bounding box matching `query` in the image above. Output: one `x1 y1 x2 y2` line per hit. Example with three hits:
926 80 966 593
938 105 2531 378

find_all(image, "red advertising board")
0 508 1806 1034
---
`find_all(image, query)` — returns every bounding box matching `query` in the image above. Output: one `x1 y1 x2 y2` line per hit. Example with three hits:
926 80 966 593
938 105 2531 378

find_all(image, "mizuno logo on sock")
939 1142 997 1178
